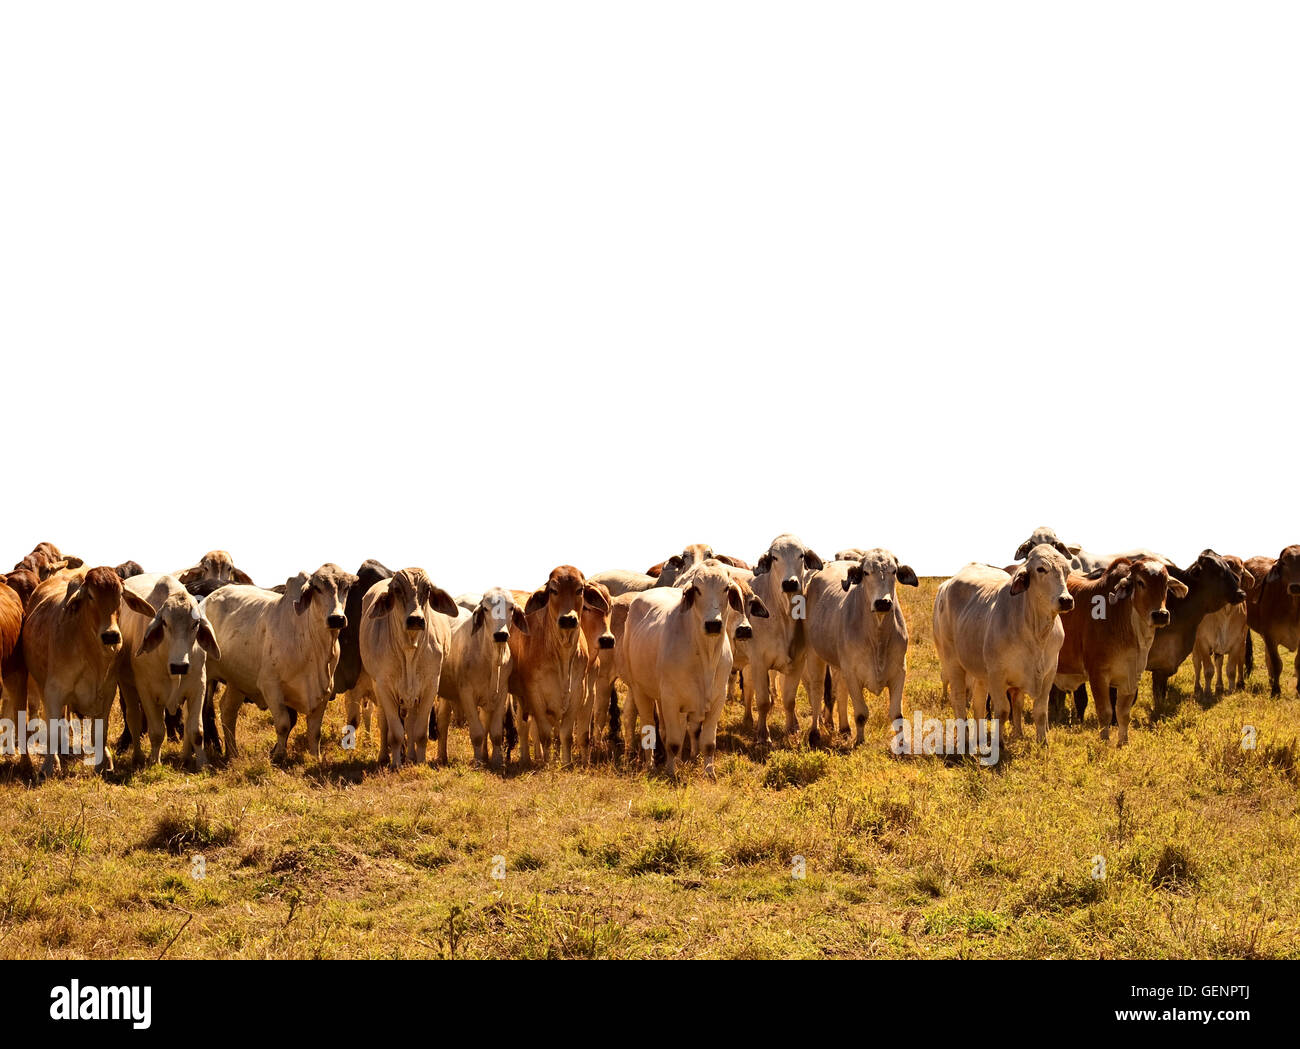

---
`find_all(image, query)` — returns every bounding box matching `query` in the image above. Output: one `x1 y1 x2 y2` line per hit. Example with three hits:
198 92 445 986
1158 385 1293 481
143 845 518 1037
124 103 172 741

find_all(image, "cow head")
1265 545 1300 596
471 586 530 644
843 548 919 615
63 567 156 649
178 550 255 587
678 564 747 638
137 591 221 675
1105 557 1186 626
4 569 40 610
1009 544 1074 614
287 563 359 631
114 560 145 580
368 567 457 636
525 566 608 633
653 544 715 587
753 533 823 595
580 580 616 651
1184 550 1249 608
1014 526 1077 563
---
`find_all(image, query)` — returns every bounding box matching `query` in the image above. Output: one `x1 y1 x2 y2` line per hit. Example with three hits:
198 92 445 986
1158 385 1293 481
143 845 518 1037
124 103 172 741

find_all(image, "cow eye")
1037 566 1046 574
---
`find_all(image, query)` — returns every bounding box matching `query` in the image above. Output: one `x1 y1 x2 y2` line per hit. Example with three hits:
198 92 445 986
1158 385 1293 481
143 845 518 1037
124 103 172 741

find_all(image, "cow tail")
822 667 833 717
607 684 621 751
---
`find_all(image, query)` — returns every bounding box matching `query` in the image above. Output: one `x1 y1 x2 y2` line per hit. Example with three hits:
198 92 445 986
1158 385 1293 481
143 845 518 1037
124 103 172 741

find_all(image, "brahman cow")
587 569 659 598
802 549 918 747
617 562 747 778
1244 544 1300 697
1052 557 1185 745
934 544 1074 744
1013 526 1173 575
745 533 823 743
335 559 394 733
176 550 256 588
0 578 24 743
509 565 608 765
356 568 457 769
1193 555 1254 696
115 573 221 767
1145 550 1248 703
202 564 357 762
436 587 528 768
572 581 617 761
20 566 156 774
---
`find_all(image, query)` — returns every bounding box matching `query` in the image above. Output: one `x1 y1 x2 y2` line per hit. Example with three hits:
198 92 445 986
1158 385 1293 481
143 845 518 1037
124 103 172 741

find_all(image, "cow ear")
1052 541 1072 558
1166 577 1189 599
368 590 393 618
61 580 86 613
804 549 824 571
196 617 221 659
426 585 459 618
727 585 744 612
1066 543 1082 555
136 615 166 656
524 588 549 616
844 564 864 590
1014 540 1032 560
754 553 774 576
177 565 203 585
680 585 698 609
667 554 685 570
231 568 255 585
121 590 157 618
64 556 85 570
1266 563 1281 583
512 604 530 635
1009 569 1030 596
1188 561 1202 576
1109 578 1133 604
582 584 609 614
897 564 919 587
471 607 485 633
747 594 770 619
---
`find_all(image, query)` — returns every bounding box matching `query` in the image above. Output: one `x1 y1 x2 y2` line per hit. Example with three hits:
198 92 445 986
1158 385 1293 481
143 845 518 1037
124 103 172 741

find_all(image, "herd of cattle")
0 530 1297 780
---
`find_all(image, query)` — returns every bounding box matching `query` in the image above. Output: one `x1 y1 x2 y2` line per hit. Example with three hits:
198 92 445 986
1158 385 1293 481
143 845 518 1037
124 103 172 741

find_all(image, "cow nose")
327 614 347 629
704 619 723 635
1057 596 1075 612
493 629 509 643
558 612 578 629
781 578 799 593
169 661 190 676
405 614 425 631
1289 583 1300 595
598 634 615 649
1233 589 1246 603
100 630 121 646
1151 609 1170 626
735 624 753 640
873 597 892 613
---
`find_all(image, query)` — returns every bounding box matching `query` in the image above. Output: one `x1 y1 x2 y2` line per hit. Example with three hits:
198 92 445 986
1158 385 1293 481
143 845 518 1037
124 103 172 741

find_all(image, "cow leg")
304 706 325 760
344 689 361 732
987 678 1012 741
436 698 454 765
1092 678 1114 741
803 655 828 747
406 694 436 766
514 701 532 767
376 687 404 770
532 709 554 765
202 680 223 759
739 667 754 732
219 686 244 760
260 683 294 764
844 672 869 747
118 682 146 765
182 683 206 770
1072 683 1088 722
1214 652 1226 695
886 668 906 724
1114 689 1136 746
140 693 166 766
1293 648 1300 697
780 669 801 738
660 700 684 777
486 695 507 770
1032 675 1053 744
752 667 773 745
627 687 655 768
558 689 579 766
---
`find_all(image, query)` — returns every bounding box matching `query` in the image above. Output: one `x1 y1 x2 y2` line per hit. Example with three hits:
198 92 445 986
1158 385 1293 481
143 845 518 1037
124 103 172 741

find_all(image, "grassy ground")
1 577 1297 959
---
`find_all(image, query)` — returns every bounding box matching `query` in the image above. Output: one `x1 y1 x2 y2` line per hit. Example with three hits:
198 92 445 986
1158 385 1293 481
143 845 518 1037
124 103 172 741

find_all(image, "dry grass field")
1 577 1297 959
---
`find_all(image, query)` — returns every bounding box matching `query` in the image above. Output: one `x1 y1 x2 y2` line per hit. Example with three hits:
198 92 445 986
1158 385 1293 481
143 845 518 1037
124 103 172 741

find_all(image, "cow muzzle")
1151 609 1170 626
735 624 753 640
1289 583 1300 596
873 597 892 613
100 630 121 646
169 661 190 676
598 634 615 649
1057 596 1075 612
327 613 347 629
704 619 723 635
405 614 425 631
493 629 509 643
781 578 800 594
1232 589 1246 604
558 612 578 629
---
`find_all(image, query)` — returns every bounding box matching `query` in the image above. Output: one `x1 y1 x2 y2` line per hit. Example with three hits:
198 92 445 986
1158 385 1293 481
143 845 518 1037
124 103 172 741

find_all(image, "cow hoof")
808 728 822 749
740 714 754 732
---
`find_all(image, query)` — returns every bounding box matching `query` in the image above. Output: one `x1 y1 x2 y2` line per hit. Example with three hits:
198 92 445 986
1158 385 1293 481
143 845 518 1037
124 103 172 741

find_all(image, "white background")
3 2 1295 593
